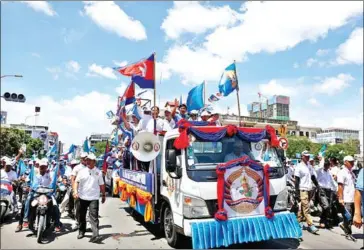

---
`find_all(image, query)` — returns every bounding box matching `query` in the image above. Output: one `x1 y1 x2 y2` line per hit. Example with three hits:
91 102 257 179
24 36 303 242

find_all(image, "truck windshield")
186 137 282 170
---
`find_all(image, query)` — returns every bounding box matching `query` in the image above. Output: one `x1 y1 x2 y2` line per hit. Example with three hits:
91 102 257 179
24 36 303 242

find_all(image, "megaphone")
131 132 161 162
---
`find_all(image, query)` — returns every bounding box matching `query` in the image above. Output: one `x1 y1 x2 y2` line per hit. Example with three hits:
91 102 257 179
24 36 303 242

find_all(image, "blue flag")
131 103 142 120
17 160 28 177
319 144 327 157
106 110 114 119
187 82 204 112
218 63 238 97
83 138 90 153
46 143 57 158
111 129 119 146
90 146 96 153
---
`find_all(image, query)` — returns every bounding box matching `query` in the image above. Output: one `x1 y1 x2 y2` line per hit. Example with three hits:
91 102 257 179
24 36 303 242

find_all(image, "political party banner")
119 168 154 193
223 165 265 218
215 156 273 221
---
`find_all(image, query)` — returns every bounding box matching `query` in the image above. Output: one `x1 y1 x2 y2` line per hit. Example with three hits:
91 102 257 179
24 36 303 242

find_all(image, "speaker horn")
130 131 161 162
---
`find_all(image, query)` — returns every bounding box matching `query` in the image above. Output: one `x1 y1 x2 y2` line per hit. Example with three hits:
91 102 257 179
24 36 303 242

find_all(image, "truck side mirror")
276 148 286 162
166 149 177 172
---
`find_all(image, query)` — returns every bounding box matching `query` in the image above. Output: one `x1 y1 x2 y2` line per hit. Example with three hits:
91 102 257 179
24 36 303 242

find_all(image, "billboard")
268 96 276 105
261 103 267 110
252 103 260 112
276 95 290 105
247 104 253 112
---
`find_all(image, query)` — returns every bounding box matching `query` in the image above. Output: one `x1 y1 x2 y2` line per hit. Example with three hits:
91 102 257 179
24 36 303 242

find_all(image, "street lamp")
1 75 23 78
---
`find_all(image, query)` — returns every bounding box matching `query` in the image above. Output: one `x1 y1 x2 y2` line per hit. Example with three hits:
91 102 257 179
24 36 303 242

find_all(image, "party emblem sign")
223 166 265 217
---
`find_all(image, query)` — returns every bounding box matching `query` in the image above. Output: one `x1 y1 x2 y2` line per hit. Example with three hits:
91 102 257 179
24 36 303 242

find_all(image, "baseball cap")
4 159 12 166
39 159 48 167
201 111 210 117
80 152 88 158
189 110 198 115
343 155 354 162
301 150 310 156
87 153 97 161
71 159 79 165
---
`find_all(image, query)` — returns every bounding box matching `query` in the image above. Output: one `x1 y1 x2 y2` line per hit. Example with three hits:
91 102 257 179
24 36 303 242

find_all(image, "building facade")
315 128 360 144
247 95 290 121
89 133 110 146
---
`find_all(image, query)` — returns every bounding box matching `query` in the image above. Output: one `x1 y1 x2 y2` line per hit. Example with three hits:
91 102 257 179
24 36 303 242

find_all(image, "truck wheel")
163 206 182 248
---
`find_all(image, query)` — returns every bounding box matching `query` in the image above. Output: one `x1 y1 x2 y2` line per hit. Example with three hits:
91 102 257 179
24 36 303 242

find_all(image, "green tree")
0 127 44 158
286 135 323 159
93 141 107 156
326 139 359 161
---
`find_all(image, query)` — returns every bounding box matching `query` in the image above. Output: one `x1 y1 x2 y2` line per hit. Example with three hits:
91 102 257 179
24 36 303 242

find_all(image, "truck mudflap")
190 212 302 249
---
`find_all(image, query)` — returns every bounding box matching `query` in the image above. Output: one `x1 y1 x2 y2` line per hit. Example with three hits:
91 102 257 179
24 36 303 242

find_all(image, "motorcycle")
0 180 15 223
55 177 70 206
30 186 55 243
286 180 298 214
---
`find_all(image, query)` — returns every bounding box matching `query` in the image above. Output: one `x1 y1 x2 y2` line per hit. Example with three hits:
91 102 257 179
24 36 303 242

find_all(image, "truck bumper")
183 211 302 249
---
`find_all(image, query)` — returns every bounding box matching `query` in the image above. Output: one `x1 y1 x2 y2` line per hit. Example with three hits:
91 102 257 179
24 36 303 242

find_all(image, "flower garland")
118 180 154 222
173 119 279 149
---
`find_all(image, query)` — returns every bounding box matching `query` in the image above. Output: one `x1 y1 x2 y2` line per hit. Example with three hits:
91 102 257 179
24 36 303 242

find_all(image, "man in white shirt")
316 160 336 228
70 152 88 229
337 155 356 236
224 141 249 162
137 107 152 132
145 106 170 134
294 150 320 234
74 153 105 243
329 157 340 181
1 159 18 214
163 107 176 131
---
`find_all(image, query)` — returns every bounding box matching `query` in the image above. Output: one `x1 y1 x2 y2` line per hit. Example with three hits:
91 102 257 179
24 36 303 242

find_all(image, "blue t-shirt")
355 168 364 215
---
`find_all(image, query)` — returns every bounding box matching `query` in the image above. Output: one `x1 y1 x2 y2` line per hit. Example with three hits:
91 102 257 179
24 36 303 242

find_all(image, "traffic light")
3 92 26 103
35 106 41 113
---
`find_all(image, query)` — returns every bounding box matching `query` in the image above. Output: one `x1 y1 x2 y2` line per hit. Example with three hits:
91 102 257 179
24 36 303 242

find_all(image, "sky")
1 1 363 148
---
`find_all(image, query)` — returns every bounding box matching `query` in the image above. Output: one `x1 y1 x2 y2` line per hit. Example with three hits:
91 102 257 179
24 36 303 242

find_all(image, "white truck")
118 125 301 249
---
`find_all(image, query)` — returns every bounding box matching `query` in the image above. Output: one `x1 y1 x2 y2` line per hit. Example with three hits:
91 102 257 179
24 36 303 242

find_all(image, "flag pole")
153 52 157 135
203 80 206 106
234 60 242 127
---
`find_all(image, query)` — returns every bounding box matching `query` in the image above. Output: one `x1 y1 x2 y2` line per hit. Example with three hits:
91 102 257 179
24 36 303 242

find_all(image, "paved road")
1 196 363 249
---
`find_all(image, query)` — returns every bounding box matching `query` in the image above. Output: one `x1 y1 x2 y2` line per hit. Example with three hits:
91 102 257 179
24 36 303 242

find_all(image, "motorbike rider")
1 158 19 214
21 159 62 232
316 160 337 228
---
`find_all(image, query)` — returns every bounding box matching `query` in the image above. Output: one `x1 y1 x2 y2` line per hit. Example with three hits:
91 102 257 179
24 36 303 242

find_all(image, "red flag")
102 140 110 174
114 54 155 89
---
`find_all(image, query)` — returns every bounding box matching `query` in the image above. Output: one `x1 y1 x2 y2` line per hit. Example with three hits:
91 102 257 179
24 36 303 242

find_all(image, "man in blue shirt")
353 167 363 232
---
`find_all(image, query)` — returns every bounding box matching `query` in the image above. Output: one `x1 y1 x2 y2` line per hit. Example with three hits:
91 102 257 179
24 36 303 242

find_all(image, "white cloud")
258 79 298 97
113 60 128 67
308 97 320 106
1 91 115 145
21 1 57 16
46 67 62 80
332 113 363 131
66 60 81 73
306 58 318 67
161 1 242 39
115 82 128 96
204 1 363 61
335 27 363 65
316 48 330 57
86 63 117 80
293 62 299 69
156 61 172 82
314 73 354 95
83 1 147 41
31 52 41 58
163 45 229 85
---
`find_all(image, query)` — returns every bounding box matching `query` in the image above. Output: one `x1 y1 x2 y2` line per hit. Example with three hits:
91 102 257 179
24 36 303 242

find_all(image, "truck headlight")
183 195 210 219
273 187 288 211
